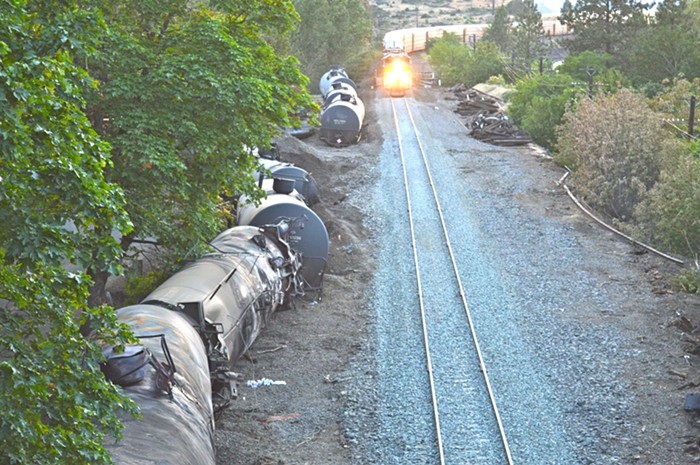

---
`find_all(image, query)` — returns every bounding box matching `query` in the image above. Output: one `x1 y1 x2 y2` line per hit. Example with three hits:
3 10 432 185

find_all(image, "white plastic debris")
245 378 287 389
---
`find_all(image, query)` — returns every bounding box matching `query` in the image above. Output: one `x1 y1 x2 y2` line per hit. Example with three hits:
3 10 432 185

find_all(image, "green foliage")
556 89 671 221
511 0 546 69
622 23 700 85
428 34 473 86
633 141 700 257
0 1 136 462
648 78 700 126
86 0 317 260
0 258 138 465
482 6 512 52
123 270 170 306
428 35 505 87
556 51 615 82
672 268 700 294
507 73 579 148
290 0 373 90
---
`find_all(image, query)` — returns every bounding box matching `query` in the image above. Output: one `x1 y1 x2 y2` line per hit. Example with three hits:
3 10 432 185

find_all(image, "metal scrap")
451 84 531 146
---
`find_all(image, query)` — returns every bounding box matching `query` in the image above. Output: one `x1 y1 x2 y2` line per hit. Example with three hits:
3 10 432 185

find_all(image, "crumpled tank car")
104 221 306 465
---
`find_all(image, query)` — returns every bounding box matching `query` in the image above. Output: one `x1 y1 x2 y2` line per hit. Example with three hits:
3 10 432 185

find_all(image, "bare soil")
213 75 700 464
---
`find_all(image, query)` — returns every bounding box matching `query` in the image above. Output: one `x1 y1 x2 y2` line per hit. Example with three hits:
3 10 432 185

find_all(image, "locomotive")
103 163 329 464
381 47 412 97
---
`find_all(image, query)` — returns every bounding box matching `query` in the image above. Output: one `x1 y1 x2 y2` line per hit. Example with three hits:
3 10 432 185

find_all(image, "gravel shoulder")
215 84 700 464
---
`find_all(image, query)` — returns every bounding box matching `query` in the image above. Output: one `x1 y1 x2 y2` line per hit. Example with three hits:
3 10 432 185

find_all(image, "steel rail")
401 98 515 465
391 98 447 465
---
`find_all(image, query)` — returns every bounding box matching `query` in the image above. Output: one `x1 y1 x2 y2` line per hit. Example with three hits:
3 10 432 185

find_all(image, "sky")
537 0 566 14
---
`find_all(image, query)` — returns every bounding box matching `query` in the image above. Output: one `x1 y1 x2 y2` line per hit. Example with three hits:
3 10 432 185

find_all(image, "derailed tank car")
237 178 329 292
319 93 366 147
319 66 357 99
104 164 326 464
318 67 365 147
254 157 320 206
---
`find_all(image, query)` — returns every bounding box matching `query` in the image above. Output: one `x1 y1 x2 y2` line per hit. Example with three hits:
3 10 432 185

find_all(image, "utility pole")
689 95 696 138
585 67 597 99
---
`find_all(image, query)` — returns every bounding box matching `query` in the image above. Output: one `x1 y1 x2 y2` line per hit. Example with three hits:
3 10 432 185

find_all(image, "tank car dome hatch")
107 304 215 465
321 76 357 99
324 83 358 109
320 93 365 147
319 67 348 96
237 180 329 291
254 158 320 206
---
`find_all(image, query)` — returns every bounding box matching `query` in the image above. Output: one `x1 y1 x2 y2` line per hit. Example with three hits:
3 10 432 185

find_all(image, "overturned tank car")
105 220 310 464
237 177 328 292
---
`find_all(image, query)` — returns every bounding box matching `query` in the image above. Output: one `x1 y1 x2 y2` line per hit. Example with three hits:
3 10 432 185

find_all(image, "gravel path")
343 92 696 465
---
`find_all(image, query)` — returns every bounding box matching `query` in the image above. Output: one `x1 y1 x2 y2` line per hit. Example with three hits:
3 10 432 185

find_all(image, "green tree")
656 0 688 25
482 6 512 52
511 0 546 70
85 0 316 274
0 1 137 463
507 73 579 148
634 141 700 257
428 34 505 87
560 0 651 55
466 41 506 87
428 33 473 85
506 0 527 15
290 0 373 90
620 0 700 85
556 50 616 82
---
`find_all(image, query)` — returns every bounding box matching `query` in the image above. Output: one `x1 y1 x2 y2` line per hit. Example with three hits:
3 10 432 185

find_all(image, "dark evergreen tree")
620 0 700 84
506 0 526 16
559 0 651 55
655 0 687 26
511 0 545 69
482 6 512 52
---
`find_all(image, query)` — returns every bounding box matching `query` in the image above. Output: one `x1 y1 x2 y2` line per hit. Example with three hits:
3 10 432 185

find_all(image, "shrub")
507 72 579 149
556 89 670 221
634 141 700 257
672 268 700 294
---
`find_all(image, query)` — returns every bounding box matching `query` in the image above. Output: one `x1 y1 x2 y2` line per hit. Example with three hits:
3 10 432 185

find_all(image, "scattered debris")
684 393 700 411
669 369 689 379
261 413 302 423
253 344 287 355
245 378 287 389
671 315 695 333
451 84 531 146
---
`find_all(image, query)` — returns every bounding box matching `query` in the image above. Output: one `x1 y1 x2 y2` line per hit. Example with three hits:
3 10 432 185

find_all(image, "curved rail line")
391 96 514 464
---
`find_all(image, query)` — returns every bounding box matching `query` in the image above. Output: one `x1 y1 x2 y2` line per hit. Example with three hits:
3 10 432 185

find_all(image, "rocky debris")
451 84 531 146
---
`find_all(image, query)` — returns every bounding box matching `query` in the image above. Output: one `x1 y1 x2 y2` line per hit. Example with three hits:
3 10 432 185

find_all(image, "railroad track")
390 97 514 465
